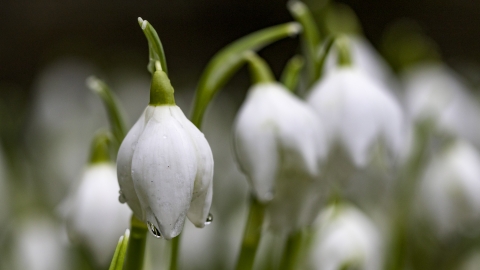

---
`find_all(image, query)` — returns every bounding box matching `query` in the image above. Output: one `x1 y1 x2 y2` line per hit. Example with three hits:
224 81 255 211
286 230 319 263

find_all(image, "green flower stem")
280 55 304 92
287 0 322 85
386 121 432 270
336 36 352 67
88 130 112 164
190 22 302 128
170 235 181 270
138 17 168 75
123 215 148 270
235 197 266 270
244 52 275 84
86 77 127 150
279 230 306 270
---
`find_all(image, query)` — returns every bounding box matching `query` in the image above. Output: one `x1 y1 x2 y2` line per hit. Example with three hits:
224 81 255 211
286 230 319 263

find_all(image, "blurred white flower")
325 35 398 90
233 82 327 232
67 163 131 266
12 215 70 270
309 204 382 270
307 67 405 167
418 140 480 236
117 70 214 240
403 63 480 146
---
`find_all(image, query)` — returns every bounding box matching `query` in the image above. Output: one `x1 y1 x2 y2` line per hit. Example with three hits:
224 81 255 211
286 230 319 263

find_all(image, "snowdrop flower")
67 132 131 266
117 66 214 240
403 63 480 146
233 53 327 232
418 140 480 237
309 204 382 270
11 215 70 270
308 45 404 167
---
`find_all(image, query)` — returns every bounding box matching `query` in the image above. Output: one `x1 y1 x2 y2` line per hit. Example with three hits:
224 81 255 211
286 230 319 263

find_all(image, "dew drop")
147 221 163 238
118 190 126 204
205 213 213 225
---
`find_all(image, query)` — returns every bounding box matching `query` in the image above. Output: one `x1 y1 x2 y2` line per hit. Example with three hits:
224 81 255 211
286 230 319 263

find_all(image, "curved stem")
280 55 304 92
287 0 322 85
123 215 148 270
190 22 302 128
86 77 127 151
235 197 266 270
244 52 275 85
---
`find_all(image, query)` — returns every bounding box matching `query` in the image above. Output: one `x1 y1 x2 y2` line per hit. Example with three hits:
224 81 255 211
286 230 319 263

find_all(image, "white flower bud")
418 140 480 236
307 67 405 167
309 204 382 270
117 104 214 239
233 82 327 232
67 163 131 266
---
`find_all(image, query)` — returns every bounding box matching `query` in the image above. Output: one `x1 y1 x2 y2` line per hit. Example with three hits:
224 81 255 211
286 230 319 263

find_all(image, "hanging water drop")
118 190 126 204
205 213 213 225
147 221 163 238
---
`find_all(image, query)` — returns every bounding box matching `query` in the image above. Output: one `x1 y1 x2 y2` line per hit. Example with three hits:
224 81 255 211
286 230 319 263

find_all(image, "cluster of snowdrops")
3 1 480 270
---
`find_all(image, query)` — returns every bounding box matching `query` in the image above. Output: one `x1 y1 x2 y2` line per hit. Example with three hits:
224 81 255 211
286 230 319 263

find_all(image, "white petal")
169 106 215 228
131 106 197 239
68 164 131 266
308 68 404 167
234 83 326 202
117 108 148 219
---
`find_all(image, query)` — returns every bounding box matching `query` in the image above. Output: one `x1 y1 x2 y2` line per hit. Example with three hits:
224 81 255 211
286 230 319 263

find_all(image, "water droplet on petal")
162 135 167 139
118 190 126 204
147 221 163 239
205 213 213 225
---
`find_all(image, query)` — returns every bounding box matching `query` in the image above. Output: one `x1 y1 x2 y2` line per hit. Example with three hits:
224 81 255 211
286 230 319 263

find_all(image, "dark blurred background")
1 0 480 148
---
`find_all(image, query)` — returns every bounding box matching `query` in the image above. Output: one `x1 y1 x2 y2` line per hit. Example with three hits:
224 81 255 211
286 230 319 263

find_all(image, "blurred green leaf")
109 230 130 270
86 77 127 151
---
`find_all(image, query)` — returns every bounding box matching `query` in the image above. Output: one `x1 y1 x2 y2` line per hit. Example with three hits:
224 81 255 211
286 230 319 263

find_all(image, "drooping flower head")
117 65 214 239
233 53 327 232
308 37 405 168
66 132 131 266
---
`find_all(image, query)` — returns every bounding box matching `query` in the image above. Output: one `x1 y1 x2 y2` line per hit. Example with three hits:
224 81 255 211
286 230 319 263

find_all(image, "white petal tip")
137 17 143 24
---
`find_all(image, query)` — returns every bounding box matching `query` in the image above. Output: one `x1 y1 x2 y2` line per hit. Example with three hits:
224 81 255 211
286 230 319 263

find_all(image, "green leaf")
280 55 304 92
190 22 302 128
86 76 128 151
288 1 323 85
138 17 168 75
109 230 130 270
